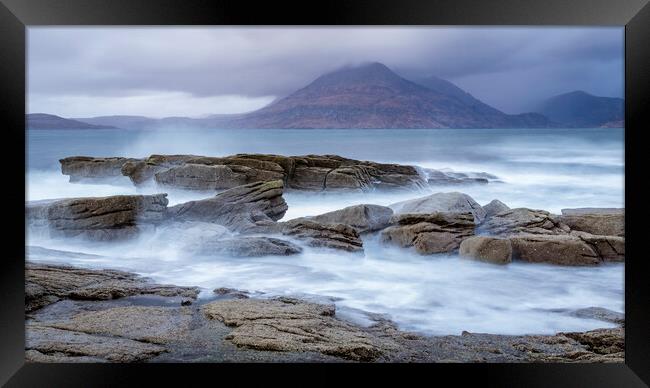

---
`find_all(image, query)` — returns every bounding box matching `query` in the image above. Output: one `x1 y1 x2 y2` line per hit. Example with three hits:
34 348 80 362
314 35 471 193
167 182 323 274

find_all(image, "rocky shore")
25 152 625 362
25 262 624 363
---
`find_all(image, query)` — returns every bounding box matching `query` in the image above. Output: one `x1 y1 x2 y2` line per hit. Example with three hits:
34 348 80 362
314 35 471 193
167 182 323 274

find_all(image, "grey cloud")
28 27 623 116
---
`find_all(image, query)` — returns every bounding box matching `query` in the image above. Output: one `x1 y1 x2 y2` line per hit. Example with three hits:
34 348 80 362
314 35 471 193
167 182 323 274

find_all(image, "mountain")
224 62 553 129
535 91 624 128
27 113 117 129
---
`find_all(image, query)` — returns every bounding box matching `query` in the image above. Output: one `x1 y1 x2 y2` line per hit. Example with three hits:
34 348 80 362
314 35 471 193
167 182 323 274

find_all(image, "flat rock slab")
202 298 398 361
559 213 624 237
26 263 199 312
26 325 167 363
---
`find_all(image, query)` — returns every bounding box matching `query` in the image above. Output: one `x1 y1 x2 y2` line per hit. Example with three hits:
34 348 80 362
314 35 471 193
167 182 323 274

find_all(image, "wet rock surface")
60 156 139 182
192 236 302 257
277 219 364 253
26 194 169 241
459 236 512 264
296 204 394 234
483 199 510 219
478 208 571 236
25 263 199 313
559 211 624 237
390 192 486 223
381 212 475 254
24 263 625 363
166 180 288 232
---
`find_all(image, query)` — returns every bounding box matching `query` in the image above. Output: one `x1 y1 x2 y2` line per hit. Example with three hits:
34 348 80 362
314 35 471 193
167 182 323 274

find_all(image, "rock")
46 306 194 344
509 234 601 266
478 208 570 236
298 204 393 234
561 208 624 215
560 327 624 355
214 287 250 299
192 237 302 257
390 192 486 223
201 298 397 361
571 307 624 325
26 325 167 362
459 236 512 264
60 156 138 182
27 194 169 241
483 199 510 218
571 231 625 262
113 153 429 192
25 263 199 312
279 219 364 252
381 212 475 254
166 180 288 232
559 212 624 237
148 222 231 248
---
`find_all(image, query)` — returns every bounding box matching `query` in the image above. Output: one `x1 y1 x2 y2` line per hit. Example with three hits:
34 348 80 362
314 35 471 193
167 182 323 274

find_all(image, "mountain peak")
309 62 405 88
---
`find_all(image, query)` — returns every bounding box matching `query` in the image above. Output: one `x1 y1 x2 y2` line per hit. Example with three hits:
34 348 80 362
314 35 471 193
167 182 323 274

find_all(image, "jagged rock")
296 204 393 234
559 210 624 237
279 219 364 252
26 194 169 241
483 199 510 218
192 237 302 257
201 298 397 361
60 156 139 182
478 208 570 236
25 263 199 312
560 328 624 355
390 192 486 223
509 234 601 266
166 180 288 232
459 236 512 264
381 212 475 254
26 325 167 363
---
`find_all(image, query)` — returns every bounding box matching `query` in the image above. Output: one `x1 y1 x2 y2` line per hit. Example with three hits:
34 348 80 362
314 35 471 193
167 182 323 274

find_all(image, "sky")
27 27 624 118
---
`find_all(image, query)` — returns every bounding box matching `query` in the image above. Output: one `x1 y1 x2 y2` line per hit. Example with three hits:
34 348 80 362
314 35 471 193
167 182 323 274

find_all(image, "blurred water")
25 127 625 335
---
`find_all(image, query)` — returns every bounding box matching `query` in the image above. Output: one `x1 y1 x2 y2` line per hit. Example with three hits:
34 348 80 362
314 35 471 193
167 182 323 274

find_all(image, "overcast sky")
28 27 624 118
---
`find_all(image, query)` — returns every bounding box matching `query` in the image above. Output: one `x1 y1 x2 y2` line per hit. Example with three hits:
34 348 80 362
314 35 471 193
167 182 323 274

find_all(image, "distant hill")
33 63 563 130
535 91 624 128
223 62 554 129
27 113 117 129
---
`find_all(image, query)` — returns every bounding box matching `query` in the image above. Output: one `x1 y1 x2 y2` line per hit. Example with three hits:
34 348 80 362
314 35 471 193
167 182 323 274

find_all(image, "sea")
26 127 625 335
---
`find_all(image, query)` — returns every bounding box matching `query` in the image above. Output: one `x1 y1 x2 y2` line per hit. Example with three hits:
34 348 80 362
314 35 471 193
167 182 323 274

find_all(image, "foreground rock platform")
25 263 623 363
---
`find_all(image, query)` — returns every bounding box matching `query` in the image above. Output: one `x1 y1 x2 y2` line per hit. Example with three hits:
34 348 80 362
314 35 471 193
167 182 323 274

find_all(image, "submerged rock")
381 212 475 254
193 237 302 257
459 236 512 264
26 194 169 241
296 204 394 234
571 307 624 325
483 199 510 219
390 192 486 223
25 263 199 313
202 298 397 361
166 180 288 231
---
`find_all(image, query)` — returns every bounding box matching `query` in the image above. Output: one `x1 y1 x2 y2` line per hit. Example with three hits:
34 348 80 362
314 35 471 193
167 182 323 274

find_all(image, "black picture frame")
1 0 648 385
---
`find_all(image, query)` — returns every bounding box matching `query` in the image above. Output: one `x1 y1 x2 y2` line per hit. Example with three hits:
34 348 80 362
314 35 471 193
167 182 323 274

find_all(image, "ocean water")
26 127 625 335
